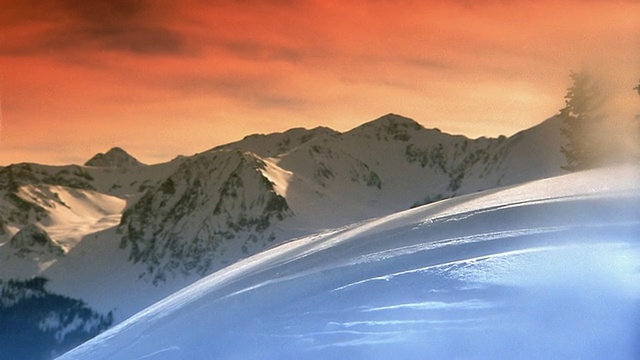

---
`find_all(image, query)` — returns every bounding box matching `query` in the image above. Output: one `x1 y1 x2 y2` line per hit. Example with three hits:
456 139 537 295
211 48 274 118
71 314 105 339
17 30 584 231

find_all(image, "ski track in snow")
132 346 181 360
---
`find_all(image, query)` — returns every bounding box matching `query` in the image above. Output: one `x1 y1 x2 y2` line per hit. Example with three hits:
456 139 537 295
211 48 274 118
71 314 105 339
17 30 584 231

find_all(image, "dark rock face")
10 224 64 258
118 150 292 284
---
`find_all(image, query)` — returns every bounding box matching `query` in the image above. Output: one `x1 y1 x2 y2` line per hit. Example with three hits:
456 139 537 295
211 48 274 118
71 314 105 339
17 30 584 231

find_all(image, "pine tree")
559 71 607 171
633 81 640 156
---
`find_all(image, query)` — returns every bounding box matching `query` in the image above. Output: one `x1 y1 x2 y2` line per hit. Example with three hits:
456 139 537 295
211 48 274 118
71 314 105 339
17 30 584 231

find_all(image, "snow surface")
0 186 126 278
26 185 127 250
57 165 640 359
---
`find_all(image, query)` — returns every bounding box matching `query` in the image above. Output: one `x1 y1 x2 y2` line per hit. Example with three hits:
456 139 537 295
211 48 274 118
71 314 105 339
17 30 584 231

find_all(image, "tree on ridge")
559 71 608 171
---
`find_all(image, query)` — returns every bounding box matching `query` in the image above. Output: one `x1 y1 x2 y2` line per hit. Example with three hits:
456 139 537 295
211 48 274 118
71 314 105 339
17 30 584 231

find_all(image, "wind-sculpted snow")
0 163 95 235
58 166 640 359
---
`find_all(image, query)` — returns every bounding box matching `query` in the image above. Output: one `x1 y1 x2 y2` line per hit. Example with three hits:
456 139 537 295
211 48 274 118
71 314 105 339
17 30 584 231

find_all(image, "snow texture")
57 165 640 360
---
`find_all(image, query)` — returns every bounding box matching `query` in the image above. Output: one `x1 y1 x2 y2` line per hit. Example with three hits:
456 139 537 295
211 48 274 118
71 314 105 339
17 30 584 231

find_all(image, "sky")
0 0 638 166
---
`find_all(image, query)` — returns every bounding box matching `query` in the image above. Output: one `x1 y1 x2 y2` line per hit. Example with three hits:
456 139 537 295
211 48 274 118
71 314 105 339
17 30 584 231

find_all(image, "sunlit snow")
58 166 639 359
16 185 126 251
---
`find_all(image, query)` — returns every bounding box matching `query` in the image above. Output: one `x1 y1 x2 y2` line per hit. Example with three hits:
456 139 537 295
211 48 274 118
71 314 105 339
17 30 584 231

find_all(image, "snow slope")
57 165 640 359
0 113 612 358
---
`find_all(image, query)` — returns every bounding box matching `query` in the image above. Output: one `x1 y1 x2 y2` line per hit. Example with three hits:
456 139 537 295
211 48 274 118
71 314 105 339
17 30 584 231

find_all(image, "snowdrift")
56 165 639 359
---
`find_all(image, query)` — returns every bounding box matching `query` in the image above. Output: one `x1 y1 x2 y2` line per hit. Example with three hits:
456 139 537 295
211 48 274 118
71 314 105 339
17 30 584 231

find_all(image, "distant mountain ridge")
2 114 567 277
111 114 568 282
0 113 571 359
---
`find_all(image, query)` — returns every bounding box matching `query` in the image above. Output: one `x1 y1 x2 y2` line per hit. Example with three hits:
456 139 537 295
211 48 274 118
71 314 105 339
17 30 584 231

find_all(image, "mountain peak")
85 147 145 168
378 113 419 122
353 113 424 131
346 113 424 141
371 113 422 126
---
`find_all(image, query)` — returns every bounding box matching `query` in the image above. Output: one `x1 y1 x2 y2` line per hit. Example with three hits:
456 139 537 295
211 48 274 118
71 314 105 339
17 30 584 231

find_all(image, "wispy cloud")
0 0 186 56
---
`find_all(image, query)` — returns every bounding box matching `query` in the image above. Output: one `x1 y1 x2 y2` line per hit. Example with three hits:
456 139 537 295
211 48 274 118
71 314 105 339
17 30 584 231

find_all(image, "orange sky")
0 0 638 166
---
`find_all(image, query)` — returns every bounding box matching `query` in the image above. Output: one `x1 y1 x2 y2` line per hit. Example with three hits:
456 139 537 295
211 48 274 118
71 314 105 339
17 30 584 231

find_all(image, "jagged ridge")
118 150 292 284
115 114 566 284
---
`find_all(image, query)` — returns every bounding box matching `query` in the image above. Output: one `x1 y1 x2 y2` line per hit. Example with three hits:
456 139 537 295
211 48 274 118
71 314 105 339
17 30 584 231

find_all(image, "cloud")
0 0 186 56
216 40 305 63
165 73 309 110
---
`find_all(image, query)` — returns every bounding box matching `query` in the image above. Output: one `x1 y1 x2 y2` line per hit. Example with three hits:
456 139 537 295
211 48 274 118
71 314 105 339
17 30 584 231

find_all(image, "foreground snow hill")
58 165 640 360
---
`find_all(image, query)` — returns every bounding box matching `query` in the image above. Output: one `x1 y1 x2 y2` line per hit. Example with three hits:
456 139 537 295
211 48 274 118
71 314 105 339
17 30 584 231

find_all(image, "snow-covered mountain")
57 165 640 359
118 150 292 284
0 113 581 358
108 114 569 286
84 147 146 168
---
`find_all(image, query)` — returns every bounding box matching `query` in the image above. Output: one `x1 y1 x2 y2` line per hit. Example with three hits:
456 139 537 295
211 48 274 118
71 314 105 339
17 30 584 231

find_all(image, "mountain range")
0 113 568 359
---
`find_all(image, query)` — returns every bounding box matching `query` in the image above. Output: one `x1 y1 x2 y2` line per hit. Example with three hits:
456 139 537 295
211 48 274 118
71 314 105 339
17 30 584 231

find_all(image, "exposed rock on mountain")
118 150 292 284
1 114 568 286
0 163 96 236
10 224 64 258
216 126 340 158
112 114 568 283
